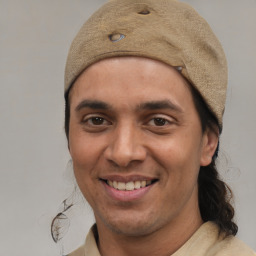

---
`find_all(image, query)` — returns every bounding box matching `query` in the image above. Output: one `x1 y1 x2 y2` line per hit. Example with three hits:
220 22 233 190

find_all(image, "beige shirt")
68 222 255 256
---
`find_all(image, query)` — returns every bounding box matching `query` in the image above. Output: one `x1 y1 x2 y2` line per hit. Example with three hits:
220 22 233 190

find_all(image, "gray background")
0 0 255 255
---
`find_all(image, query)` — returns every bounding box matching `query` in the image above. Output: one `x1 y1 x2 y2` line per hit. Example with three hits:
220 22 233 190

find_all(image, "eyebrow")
75 99 183 113
136 100 183 113
75 99 112 112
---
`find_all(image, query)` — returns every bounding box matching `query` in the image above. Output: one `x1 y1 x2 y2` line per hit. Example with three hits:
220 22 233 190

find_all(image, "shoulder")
67 245 85 256
200 222 256 256
207 235 256 256
66 225 100 256
172 222 255 256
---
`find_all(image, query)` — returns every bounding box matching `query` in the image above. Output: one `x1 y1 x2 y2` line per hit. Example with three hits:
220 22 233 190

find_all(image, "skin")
68 57 218 256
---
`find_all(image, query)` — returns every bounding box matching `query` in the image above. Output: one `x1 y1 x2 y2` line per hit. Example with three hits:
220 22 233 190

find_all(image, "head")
63 0 237 237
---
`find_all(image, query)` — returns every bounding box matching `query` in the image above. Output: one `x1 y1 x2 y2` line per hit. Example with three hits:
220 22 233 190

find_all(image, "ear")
200 128 219 166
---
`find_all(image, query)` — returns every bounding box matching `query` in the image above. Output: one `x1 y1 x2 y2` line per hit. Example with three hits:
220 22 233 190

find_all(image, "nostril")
138 10 150 15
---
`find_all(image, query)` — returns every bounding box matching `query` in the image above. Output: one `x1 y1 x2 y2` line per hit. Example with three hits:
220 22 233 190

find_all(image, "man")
61 0 256 255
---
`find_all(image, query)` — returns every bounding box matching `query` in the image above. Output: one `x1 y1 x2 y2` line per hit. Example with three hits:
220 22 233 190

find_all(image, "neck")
96 210 203 256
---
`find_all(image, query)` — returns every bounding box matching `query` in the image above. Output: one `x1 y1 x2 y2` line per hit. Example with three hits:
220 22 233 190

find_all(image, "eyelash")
147 117 171 126
82 116 111 126
81 115 173 128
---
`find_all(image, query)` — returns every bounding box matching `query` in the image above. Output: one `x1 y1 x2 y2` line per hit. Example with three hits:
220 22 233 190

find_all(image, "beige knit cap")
65 0 227 129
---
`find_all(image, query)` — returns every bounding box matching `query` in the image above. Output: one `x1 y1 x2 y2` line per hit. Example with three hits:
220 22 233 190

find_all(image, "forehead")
69 57 193 108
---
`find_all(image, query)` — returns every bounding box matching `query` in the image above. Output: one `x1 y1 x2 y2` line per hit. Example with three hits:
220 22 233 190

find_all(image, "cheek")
69 119 95 165
69 135 101 202
151 132 202 165
70 135 99 170
148 130 203 188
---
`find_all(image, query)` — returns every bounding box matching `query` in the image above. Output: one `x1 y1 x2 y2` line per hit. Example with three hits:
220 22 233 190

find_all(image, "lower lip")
102 181 153 202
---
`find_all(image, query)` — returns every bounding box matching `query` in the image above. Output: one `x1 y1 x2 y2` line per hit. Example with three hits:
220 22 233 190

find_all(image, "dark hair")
190 85 238 236
64 89 71 141
62 80 238 237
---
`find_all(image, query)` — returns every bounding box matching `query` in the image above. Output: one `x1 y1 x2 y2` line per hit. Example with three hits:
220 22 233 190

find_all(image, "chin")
109 223 155 237
99 211 165 237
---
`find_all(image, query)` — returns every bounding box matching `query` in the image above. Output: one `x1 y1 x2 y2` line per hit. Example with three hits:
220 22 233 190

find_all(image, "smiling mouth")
102 179 158 191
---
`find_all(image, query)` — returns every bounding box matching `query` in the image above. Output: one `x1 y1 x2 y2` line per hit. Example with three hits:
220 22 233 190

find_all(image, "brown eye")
153 118 167 126
90 117 105 125
82 115 112 128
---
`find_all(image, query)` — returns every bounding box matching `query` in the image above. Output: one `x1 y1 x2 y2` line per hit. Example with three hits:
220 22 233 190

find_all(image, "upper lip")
99 174 158 183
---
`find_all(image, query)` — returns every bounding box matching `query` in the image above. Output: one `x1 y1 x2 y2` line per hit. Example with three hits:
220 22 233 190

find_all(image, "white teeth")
141 181 146 188
107 180 153 191
134 181 141 189
113 181 118 189
117 182 126 190
125 181 135 191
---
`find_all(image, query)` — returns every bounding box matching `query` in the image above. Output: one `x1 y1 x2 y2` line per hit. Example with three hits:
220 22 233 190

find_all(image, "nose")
104 123 147 167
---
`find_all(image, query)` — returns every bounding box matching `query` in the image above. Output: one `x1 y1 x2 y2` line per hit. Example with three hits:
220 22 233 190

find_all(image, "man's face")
68 57 217 236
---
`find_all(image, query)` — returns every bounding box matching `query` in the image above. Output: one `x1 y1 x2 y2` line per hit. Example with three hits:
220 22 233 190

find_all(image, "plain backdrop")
0 0 255 255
